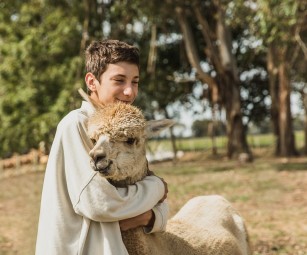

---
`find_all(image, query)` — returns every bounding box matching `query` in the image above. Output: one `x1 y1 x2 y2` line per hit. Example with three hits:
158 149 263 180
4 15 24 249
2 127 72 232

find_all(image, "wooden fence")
0 149 48 179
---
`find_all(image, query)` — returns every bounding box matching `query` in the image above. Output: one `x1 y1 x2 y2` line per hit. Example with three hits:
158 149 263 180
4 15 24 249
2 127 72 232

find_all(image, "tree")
0 0 82 156
247 0 307 156
2 0 305 160
167 0 252 159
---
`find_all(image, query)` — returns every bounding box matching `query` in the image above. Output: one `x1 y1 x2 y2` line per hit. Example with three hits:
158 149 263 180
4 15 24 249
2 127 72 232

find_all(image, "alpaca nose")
89 150 106 163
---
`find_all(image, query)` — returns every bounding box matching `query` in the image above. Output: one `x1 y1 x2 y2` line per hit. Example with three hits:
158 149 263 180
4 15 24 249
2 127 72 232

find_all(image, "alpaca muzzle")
91 158 113 175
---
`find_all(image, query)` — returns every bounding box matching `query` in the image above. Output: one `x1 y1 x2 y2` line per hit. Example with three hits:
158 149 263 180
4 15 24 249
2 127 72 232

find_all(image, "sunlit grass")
147 131 304 153
1 147 306 255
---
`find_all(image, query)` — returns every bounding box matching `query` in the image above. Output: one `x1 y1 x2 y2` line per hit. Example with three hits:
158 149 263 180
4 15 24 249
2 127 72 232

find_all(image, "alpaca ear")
78 88 104 109
145 119 176 138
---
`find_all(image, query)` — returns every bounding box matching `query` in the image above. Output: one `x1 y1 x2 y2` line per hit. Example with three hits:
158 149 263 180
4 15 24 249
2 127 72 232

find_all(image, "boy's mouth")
117 99 133 104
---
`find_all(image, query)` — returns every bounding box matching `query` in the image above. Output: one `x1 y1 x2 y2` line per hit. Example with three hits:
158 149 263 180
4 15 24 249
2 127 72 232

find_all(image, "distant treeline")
0 0 306 159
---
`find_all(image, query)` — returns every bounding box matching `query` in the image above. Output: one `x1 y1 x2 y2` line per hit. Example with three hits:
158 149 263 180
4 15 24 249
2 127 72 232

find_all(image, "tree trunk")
164 109 178 162
147 24 157 74
223 77 251 159
72 0 91 109
278 61 297 156
210 105 218 155
169 126 177 162
304 91 307 155
267 45 280 155
175 3 252 160
215 3 251 160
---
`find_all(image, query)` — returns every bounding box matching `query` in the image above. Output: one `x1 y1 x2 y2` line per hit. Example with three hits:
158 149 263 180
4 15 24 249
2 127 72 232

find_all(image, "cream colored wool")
88 102 146 143
80 89 252 255
121 195 251 255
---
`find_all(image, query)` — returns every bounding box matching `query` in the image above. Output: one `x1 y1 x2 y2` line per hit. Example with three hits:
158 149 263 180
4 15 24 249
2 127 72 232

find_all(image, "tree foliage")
0 0 82 156
0 0 306 158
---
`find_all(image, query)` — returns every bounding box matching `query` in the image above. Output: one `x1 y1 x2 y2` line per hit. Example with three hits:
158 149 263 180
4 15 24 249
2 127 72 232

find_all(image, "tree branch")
192 3 224 76
175 6 219 102
214 0 239 82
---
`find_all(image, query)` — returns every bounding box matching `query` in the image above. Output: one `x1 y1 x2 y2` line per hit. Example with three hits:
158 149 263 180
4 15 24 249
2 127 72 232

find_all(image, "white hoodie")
35 101 168 255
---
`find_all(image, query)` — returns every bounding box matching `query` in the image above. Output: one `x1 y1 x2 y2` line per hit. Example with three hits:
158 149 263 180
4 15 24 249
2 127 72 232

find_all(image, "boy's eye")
126 138 136 145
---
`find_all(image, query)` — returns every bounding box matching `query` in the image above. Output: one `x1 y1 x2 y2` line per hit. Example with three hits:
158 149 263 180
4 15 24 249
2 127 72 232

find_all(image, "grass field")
0 147 306 255
148 131 305 152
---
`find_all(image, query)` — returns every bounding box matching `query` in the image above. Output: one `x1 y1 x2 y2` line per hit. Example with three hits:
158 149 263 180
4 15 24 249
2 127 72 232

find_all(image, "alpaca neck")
109 159 148 187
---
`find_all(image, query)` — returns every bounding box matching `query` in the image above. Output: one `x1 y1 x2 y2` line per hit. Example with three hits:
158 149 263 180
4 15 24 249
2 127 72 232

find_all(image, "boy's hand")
119 210 155 231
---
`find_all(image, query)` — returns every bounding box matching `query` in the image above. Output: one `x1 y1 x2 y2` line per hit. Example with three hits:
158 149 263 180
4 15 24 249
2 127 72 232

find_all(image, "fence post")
15 154 21 174
32 150 39 171
0 159 3 177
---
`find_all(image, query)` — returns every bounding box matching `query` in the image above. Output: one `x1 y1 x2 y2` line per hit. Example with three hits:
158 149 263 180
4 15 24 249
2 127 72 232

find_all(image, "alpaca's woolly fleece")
87 102 146 142
121 195 251 255
81 93 252 255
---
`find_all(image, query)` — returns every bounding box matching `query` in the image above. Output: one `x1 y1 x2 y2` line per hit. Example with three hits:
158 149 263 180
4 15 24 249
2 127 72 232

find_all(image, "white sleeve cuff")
143 200 169 234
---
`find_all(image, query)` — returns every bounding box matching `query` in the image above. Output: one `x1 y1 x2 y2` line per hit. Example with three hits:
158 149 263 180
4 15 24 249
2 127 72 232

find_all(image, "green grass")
147 131 305 153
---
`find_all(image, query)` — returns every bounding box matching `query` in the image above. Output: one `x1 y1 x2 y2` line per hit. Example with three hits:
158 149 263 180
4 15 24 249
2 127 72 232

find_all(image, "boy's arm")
119 200 169 233
55 113 165 222
118 176 169 233
145 201 169 233
73 173 165 222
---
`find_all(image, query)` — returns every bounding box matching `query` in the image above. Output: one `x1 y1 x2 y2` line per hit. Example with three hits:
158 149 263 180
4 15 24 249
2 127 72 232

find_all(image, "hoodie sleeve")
143 200 169 233
55 110 165 222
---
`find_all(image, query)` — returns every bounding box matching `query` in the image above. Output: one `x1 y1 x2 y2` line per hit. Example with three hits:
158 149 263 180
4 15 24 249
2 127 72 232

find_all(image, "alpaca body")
79 88 252 255
122 195 250 255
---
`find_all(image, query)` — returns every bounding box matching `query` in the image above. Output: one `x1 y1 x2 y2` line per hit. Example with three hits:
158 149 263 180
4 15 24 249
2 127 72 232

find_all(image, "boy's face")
87 62 139 105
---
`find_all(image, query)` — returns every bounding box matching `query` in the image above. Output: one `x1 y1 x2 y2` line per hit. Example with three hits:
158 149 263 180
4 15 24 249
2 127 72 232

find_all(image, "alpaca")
78 88 252 255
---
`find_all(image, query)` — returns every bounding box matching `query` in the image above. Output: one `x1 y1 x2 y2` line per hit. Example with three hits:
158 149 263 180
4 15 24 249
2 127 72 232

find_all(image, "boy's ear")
145 119 176 138
85 72 98 92
78 88 103 109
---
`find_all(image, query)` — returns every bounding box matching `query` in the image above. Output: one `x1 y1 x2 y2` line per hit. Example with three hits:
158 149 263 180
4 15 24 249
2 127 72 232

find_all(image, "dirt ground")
0 151 306 255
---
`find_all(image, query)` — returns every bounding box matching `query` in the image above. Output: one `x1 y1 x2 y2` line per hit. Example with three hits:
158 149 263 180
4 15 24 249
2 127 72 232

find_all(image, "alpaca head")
78 88 175 186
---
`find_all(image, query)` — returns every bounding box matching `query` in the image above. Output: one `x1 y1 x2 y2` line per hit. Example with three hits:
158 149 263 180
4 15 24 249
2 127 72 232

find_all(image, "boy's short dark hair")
85 39 140 80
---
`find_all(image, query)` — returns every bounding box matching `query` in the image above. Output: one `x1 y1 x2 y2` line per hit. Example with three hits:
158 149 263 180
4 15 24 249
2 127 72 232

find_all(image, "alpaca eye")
91 139 97 145
126 138 136 145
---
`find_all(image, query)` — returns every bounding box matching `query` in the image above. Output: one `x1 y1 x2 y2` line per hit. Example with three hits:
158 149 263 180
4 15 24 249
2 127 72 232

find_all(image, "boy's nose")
123 86 133 96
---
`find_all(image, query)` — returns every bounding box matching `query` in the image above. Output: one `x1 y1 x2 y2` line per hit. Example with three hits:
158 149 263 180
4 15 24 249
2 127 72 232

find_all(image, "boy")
35 40 168 255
